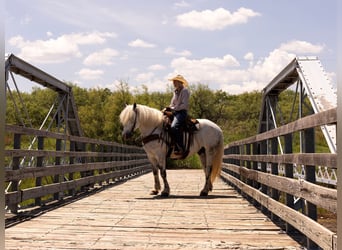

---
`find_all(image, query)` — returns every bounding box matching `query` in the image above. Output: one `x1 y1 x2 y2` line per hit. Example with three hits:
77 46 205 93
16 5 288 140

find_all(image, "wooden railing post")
9 133 21 213
260 140 268 214
90 143 96 187
35 136 44 206
252 142 260 191
284 133 295 233
69 140 76 196
54 138 62 201
245 143 253 189
235 145 240 179
270 137 279 220
304 127 318 249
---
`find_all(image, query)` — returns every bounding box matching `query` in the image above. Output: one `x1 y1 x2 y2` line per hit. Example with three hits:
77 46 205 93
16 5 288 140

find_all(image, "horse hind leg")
198 149 212 196
200 165 212 196
150 165 161 195
159 166 170 197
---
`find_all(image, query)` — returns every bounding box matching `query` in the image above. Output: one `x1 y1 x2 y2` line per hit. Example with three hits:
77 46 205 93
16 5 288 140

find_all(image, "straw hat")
169 74 188 87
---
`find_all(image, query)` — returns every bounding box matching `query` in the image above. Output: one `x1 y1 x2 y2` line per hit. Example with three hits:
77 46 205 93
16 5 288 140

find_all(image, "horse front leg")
150 165 161 195
159 165 170 197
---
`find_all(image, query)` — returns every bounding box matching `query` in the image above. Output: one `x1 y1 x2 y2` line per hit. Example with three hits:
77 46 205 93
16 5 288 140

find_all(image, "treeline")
6 82 263 145
5 81 328 151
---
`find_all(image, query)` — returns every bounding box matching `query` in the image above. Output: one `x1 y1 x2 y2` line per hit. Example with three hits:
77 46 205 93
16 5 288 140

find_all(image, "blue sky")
5 0 337 94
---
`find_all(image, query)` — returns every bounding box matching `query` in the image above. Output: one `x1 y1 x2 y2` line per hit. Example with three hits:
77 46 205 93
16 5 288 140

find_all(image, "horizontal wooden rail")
6 124 137 148
6 165 150 205
224 153 337 168
222 107 337 250
223 163 337 213
5 149 147 158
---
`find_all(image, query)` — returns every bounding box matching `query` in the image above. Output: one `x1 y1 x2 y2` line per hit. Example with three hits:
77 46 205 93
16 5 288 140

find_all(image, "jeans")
171 110 187 151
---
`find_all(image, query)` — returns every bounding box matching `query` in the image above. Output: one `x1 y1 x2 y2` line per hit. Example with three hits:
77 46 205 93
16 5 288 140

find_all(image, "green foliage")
6 87 57 128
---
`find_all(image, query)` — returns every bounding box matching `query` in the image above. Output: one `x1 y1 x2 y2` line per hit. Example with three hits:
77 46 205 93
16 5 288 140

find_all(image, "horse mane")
120 104 163 128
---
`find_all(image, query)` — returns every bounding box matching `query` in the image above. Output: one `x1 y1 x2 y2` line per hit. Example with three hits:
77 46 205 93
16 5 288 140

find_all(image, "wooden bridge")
4 107 338 249
3 55 339 249
6 169 303 249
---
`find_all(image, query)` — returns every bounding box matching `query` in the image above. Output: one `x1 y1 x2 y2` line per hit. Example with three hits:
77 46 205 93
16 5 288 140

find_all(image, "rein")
141 126 166 145
142 134 160 145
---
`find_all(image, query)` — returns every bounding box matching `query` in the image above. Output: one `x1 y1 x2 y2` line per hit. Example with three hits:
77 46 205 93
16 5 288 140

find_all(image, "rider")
164 74 190 155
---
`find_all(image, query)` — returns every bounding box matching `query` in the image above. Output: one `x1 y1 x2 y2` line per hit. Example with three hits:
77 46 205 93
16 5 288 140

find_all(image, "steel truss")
5 54 84 197
258 56 337 186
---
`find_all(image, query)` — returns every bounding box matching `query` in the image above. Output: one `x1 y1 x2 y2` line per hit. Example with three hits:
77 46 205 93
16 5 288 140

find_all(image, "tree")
103 80 133 142
77 88 111 139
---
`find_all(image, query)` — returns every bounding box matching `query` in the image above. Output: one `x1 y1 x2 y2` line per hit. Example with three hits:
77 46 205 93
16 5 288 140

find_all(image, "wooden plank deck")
5 169 303 249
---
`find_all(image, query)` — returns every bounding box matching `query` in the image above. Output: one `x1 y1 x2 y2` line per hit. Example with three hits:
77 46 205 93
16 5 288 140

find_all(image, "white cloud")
170 54 240 71
20 15 32 25
279 40 324 54
176 7 261 30
95 79 121 91
148 64 166 71
76 68 104 80
164 47 192 57
244 52 254 61
83 48 119 66
136 72 155 82
167 40 325 94
134 72 168 92
174 0 190 8
8 31 117 64
128 39 156 48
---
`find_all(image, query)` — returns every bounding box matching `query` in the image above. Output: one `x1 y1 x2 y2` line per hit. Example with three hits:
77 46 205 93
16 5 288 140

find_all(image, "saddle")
162 110 199 159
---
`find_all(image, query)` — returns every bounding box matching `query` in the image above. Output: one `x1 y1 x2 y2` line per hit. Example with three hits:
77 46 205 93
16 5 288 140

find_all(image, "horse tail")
210 132 224 184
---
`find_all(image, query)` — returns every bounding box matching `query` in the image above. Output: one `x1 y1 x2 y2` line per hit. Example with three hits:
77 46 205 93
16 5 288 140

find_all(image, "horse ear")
133 103 137 110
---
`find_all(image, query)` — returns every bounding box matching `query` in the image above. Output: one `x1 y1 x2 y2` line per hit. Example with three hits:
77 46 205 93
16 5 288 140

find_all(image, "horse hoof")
200 191 208 196
161 192 169 197
150 190 159 195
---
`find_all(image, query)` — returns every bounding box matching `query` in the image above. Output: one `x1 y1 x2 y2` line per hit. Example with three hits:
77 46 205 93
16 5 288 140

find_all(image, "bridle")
128 107 138 135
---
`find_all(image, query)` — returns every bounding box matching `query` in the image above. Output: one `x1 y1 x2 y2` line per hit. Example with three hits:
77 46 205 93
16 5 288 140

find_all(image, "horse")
119 103 224 197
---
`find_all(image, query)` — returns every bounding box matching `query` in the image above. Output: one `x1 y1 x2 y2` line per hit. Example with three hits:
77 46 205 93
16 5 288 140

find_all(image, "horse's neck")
139 122 162 136
138 110 163 136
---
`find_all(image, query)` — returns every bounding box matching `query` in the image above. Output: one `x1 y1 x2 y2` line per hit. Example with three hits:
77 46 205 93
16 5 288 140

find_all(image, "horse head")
120 103 138 140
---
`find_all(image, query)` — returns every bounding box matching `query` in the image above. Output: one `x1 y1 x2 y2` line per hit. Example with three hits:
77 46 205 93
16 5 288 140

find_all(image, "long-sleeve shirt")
170 87 190 111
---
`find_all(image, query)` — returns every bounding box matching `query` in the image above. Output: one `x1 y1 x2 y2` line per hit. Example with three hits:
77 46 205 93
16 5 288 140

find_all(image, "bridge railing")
5 124 151 214
222 107 337 250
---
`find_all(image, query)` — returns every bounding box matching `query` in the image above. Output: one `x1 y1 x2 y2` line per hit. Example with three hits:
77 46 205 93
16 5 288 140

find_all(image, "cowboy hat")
169 74 188 87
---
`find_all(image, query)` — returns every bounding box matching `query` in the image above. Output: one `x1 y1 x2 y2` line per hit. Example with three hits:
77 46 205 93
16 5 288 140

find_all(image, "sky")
5 0 338 94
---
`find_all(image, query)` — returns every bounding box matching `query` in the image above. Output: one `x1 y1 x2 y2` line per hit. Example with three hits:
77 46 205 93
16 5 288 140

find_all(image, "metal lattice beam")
5 54 83 137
